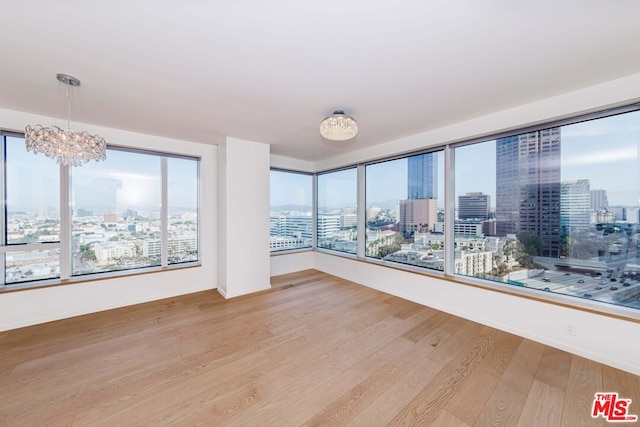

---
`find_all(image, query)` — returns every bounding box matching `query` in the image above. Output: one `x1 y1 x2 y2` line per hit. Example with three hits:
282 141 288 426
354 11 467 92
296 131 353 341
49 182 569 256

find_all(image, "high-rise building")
591 210 615 224
590 189 608 211
76 208 93 217
398 198 437 236
270 213 312 239
341 213 357 228
407 153 437 199
608 206 626 222
124 208 138 219
366 206 381 221
561 179 591 232
458 192 491 220
495 128 561 257
626 207 640 224
316 214 341 239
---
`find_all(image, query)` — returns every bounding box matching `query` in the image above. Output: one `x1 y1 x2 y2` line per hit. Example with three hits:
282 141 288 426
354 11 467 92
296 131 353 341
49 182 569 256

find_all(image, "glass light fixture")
25 73 107 167
320 110 358 141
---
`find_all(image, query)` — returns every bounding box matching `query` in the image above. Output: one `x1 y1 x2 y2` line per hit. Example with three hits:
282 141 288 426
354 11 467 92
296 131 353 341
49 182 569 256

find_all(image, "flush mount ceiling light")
320 110 358 142
25 73 107 167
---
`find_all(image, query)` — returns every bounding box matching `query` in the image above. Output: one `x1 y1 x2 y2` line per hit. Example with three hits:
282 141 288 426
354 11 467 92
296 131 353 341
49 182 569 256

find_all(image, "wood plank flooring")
1 270 638 426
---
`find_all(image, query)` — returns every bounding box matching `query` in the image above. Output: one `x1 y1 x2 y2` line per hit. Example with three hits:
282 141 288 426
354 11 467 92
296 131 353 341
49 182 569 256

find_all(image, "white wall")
270 154 314 172
270 251 314 276
218 137 271 297
0 108 217 331
313 252 640 376
0 268 215 332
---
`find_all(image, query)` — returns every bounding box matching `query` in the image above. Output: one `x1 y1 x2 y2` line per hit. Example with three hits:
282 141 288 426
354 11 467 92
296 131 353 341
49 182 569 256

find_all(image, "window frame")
315 166 359 256
1 131 62 285
363 149 446 272
269 168 314 254
308 103 640 319
0 136 202 290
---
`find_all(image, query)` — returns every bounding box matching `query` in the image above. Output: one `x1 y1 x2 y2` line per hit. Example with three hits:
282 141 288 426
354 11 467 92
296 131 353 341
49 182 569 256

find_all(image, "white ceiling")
2 1 640 162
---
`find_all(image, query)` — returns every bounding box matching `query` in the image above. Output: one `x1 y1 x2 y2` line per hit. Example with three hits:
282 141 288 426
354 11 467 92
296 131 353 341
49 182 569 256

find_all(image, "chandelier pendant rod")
66 84 71 130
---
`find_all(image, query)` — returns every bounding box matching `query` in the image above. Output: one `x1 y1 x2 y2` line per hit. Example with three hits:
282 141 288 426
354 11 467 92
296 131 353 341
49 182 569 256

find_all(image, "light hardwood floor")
1 270 638 426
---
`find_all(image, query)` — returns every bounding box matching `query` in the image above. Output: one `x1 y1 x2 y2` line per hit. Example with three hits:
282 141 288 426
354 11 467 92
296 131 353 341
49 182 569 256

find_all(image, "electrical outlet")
565 322 576 336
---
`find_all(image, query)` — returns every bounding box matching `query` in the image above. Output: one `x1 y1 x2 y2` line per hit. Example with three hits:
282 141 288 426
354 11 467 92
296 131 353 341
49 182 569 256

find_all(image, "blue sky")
7 139 199 213
271 170 314 207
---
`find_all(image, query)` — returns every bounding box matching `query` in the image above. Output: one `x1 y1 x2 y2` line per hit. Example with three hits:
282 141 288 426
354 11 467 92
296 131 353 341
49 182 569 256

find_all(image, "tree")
516 232 544 256
560 236 571 258
80 245 97 261
503 238 536 269
81 250 97 261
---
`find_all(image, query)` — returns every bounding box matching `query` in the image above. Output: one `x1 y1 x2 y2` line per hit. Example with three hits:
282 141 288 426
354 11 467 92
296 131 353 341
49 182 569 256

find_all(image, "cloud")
561 124 610 138
563 147 637 166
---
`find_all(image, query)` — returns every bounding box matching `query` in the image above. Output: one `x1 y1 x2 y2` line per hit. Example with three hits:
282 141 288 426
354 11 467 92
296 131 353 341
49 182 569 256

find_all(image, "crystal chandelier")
320 110 358 141
25 74 107 167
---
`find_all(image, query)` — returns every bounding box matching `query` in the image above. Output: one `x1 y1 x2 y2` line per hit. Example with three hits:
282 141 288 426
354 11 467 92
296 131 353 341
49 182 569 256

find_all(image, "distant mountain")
270 204 313 212
272 202 400 212
368 200 400 211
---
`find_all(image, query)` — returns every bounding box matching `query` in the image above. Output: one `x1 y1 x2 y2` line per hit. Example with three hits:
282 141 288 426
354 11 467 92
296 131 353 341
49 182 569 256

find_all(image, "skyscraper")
496 128 561 257
398 198 437 236
458 192 491 220
407 153 437 199
402 153 438 237
561 179 591 232
590 189 609 211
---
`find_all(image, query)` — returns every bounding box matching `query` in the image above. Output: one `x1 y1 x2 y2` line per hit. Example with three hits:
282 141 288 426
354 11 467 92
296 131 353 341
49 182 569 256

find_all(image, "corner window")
270 170 313 252
317 168 357 254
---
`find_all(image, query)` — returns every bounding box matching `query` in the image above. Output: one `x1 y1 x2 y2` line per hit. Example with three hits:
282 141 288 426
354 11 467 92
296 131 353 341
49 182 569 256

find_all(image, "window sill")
0 262 202 294
270 247 313 256
312 249 640 322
